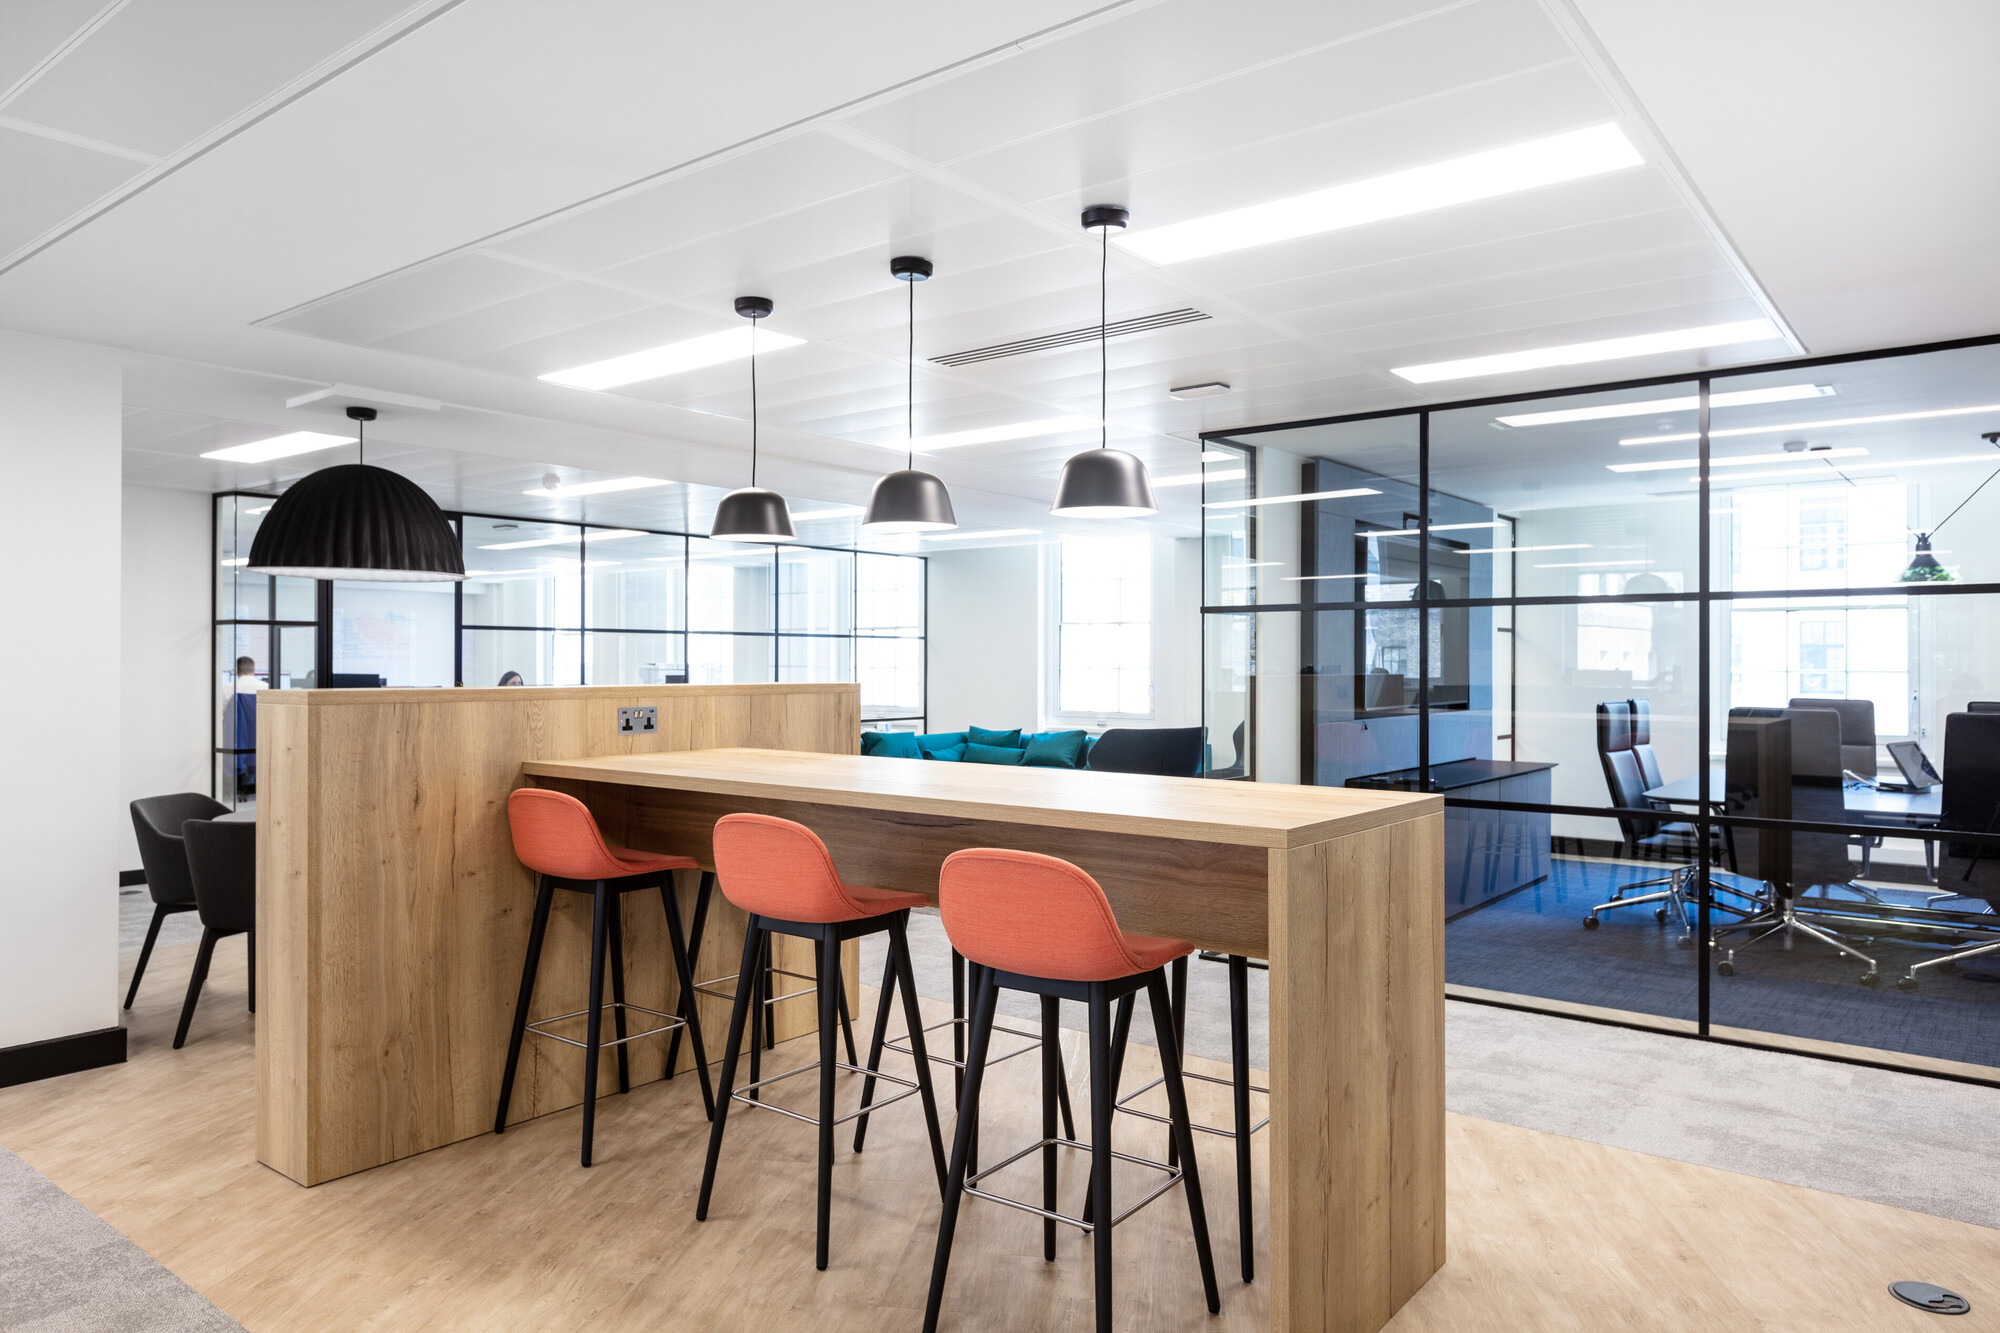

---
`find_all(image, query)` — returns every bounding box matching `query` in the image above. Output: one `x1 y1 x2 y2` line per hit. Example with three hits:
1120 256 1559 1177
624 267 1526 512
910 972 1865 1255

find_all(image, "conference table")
522 747 1447 1333
1646 762 1942 828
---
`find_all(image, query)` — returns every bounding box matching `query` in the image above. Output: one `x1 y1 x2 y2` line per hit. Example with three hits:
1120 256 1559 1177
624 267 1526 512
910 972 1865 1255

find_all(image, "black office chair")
1966 702 2000 714
1582 702 1698 941
1713 710 1880 985
1088 727 1204 777
1207 722 1246 780
1901 712 2000 988
175 817 256 1048
1629 699 1736 873
1791 696 1877 777
127 793 228 1009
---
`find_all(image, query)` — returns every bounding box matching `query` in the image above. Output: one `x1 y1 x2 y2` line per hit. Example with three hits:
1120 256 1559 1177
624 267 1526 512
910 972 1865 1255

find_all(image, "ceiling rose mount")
1052 204 1156 519
864 255 958 533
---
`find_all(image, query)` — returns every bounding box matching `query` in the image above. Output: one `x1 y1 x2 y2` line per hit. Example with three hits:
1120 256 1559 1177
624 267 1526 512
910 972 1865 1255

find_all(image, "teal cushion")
923 744 967 762
915 731 969 757
968 726 1023 749
1022 730 1089 768
963 742 1025 766
861 730 921 759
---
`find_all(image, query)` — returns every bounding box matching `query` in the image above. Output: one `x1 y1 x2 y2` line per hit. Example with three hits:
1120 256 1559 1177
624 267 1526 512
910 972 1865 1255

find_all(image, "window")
1052 537 1152 720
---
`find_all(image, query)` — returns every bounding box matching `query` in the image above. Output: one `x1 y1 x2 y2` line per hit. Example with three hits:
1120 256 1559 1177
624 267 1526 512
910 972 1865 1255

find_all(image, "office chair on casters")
1711 712 1881 986
1629 698 1736 874
1088 727 1204 777
1582 702 1698 944
1901 713 2000 990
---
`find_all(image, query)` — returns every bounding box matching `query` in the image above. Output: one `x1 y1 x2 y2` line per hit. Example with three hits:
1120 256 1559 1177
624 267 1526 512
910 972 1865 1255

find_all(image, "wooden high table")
525 747 1446 1333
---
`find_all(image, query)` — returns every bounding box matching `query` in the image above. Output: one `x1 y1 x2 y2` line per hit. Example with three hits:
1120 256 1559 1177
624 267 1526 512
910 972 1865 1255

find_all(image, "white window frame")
1044 536 1155 726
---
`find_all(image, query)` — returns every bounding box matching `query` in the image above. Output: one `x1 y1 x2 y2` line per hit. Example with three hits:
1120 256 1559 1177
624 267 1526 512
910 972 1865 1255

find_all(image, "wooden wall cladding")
255 684 860 1186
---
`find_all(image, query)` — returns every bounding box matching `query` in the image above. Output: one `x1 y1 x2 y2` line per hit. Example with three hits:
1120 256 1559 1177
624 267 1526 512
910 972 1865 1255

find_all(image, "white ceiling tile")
7 0 417 156
0 126 143 252
441 296 728 379
371 280 660 361
269 251 564 347
0 0 113 93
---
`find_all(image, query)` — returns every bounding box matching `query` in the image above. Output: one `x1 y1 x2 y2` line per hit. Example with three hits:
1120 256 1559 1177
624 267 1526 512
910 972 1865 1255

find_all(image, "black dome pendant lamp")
246 406 465 581
1052 204 1156 519
863 255 957 533
710 296 797 543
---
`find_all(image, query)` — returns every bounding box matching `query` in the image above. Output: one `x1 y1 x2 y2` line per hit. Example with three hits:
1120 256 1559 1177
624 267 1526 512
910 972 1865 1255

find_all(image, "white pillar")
0 331 122 1069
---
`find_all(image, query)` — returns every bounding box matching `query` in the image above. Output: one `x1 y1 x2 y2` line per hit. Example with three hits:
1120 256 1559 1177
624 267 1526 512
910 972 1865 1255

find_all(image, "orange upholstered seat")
712 813 929 922
507 788 698 881
938 848 1193 982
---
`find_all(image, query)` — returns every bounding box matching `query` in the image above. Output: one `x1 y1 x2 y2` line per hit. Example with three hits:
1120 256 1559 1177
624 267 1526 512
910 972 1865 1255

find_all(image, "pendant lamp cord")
749 315 760 488
907 271 915 471
356 414 365 467
1100 224 1109 450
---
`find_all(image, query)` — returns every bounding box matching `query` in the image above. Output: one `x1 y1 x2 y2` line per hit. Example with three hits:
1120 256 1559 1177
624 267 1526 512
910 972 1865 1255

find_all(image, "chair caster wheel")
1655 907 1668 922
1860 972 1881 988
1583 916 1599 930
1897 977 1919 993
1675 935 1692 950
1717 961 1735 977
1939 961 1958 974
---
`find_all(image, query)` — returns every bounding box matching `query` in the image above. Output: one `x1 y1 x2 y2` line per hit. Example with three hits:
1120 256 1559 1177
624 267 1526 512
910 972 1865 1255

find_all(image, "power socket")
617 706 657 736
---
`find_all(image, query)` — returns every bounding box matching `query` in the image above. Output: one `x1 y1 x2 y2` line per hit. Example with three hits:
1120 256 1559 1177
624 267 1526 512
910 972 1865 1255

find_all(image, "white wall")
121 484 214 868
925 544 1041 733
0 332 122 1050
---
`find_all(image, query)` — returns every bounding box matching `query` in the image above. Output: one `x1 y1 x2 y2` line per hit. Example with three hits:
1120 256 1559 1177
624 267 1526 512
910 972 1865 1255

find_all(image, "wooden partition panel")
255 684 859 1187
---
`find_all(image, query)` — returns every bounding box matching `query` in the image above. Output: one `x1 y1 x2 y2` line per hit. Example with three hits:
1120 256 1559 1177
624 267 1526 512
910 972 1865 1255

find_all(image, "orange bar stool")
696 813 948 1271
495 788 715 1167
923 848 1221 1333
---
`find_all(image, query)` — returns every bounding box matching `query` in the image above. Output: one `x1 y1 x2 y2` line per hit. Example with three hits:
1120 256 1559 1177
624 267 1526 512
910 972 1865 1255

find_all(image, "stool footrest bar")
727 1060 924 1128
960 1135 1185 1233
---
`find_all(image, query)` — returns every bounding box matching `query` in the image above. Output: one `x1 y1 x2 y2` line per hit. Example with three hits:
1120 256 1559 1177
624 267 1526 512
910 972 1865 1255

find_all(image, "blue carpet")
1446 857 2000 1069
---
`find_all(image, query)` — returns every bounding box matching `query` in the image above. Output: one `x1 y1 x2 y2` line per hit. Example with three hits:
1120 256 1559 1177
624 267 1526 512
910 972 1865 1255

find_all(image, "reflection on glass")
332 580 455 687
780 547 854 635
689 540 774 633
858 637 922 721
585 631 688 685
858 553 923 636
690 632 773 684
780 635 852 685
585 530 685 630
463 629 582 687
461 516 583 629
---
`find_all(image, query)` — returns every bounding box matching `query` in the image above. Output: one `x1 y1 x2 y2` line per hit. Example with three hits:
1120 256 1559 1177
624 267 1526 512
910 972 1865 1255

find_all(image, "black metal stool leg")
172 928 219 1050
888 913 950 1195
697 920 762 1221
1041 994 1059 1262
923 968 998 1333
607 894 631 1095
247 931 256 1014
125 904 167 1009
1054 1034 1076 1141
1087 983 1115 1333
853 942 898 1152
495 876 555 1133
832 947 859 1066
1166 954 1188 1169
1146 970 1221 1314
815 933 839 1271
762 941 776 1051
950 948 966 1105
1081 993 1134 1228
665 870 713 1079
659 875 715 1119
747 930 770 1101
579 881 611 1167
964 961 982 1177
1229 953 1254 1283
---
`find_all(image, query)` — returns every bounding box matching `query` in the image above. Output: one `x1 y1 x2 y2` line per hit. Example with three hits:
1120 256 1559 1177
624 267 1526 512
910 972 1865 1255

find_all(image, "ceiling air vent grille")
931 307 1211 368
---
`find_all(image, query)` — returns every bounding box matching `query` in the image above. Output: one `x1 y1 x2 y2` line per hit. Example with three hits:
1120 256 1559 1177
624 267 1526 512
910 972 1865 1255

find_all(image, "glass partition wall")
215 499 926 810
1204 338 2000 1080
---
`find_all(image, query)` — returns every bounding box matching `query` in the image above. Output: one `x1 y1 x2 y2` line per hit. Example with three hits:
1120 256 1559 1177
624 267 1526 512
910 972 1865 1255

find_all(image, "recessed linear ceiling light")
522 476 671 498
540 327 803 391
1362 521 1504 538
478 528 647 551
1691 451 2000 485
1224 560 1283 568
1153 468 1247 487
1170 382 1232 399
1495 383 1833 429
1204 487 1381 510
1462 544 1590 555
1201 450 1237 462
1609 447 1867 474
1284 572 1374 581
220 557 248 567
911 415 1099 451
202 431 352 463
1537 558 1655 569
921 527 1040 542
1394 318 1779 385
1122 123 1643 265
1617 402 2000 446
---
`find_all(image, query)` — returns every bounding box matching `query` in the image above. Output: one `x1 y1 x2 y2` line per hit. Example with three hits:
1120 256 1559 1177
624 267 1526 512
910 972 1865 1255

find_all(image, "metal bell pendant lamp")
1051 204 1156 518
710 296 797 542
862 256 957 533
246 406 466 581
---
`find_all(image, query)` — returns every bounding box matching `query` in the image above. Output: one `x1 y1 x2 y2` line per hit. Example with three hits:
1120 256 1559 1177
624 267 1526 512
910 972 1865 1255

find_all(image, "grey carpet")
864 908 2000 1231
0 1145 243 1332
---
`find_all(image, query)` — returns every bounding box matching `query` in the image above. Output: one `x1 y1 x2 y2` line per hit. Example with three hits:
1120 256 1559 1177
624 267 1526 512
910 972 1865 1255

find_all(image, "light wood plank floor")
2 938 1995 1331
